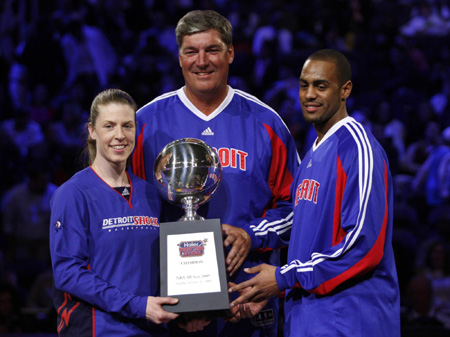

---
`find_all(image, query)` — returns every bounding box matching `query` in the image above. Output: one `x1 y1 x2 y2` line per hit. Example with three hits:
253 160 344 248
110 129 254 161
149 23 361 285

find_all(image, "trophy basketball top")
153 138 222 211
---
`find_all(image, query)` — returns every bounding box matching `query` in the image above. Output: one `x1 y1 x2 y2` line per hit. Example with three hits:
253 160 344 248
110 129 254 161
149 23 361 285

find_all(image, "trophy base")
179 214 205 221
159 219 230 316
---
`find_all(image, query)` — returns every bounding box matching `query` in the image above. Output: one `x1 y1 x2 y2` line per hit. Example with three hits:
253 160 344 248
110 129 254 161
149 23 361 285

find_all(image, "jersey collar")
177 85 235 121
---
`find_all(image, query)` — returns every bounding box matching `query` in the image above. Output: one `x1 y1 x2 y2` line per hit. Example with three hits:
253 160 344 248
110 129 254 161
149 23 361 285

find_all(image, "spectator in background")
400 121 442 176
430 78 450 126
136 11 178 57
8 62 29 111
1 106 43 158
412 126 450 208
45 99 86 186
402 274 448 330
25 269 53 310
59 10 117 91
374 100 406 160
0 0 20 67
422 240 450 314
400 2 450 37
24 269 56 332
252 11 293 59
438 149 450 203
47 99 86 151
252 38 280 99
1 149 56 292
0 281 22 334
0 131 23 197
29 83 55 126
17 15 67 98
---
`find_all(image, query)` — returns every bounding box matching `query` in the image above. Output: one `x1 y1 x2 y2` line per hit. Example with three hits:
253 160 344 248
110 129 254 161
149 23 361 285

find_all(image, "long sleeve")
276 118 393 295
243 121 299 251
50 183 147 319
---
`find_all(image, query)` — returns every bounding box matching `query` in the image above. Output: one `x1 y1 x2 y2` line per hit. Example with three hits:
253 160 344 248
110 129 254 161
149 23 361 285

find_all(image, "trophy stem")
179 196 205 221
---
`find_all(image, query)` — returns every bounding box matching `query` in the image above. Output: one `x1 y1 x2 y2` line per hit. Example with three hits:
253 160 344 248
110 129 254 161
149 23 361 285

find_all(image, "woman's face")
88 103 136 167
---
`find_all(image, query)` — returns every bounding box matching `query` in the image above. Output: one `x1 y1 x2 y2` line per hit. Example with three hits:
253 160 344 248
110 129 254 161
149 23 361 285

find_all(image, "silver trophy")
153 138 222 221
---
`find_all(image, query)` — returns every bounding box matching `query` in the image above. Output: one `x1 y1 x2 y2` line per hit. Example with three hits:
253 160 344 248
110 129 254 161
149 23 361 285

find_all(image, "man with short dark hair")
229 49 401 336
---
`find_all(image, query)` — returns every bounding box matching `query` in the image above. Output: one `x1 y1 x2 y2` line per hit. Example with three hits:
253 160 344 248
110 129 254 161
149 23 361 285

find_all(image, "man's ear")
227 44 235 64
341 80 353 100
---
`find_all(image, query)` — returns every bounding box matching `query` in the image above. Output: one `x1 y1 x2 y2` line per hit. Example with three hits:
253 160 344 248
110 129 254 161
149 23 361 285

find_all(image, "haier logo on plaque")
178 239 207 257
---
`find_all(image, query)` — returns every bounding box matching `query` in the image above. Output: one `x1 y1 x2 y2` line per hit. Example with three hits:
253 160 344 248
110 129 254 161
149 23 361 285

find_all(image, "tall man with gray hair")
132 9 300 337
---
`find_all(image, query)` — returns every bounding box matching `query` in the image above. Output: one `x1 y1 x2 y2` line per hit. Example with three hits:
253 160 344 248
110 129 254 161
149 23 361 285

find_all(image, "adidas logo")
201 127 214 136
307 159 312 168
122 187 130 196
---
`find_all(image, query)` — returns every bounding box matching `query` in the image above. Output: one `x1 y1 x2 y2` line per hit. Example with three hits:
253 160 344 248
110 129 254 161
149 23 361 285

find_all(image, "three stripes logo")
201 127 214 136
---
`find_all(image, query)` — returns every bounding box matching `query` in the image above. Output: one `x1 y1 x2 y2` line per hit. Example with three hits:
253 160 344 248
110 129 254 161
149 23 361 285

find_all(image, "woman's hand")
145 296 179 324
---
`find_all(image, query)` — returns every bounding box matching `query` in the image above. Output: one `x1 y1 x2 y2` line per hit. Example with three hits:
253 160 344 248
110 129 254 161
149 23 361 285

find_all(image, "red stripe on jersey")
92 306 96 337
132 124 147 180
310 160 389 295
332 155 347 246
88 262 95 337
57 292 70 315
57 292 81 334
263 123 294 210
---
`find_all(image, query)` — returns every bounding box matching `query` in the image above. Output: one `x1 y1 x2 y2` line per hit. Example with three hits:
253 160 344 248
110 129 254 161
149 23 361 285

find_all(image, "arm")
232 131 393 302
50 185 177 322
247 121 299 248
278 136 392 294
279 144 391 295
224 120 300 273
223 209 293 276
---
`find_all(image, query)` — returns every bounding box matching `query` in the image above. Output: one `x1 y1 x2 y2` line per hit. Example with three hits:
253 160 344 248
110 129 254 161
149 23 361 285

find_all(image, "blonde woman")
50 89 179 336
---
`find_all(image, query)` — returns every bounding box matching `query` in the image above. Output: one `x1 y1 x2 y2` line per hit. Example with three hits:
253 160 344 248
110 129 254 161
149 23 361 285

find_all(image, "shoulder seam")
234 89 291 134
137 90 178 113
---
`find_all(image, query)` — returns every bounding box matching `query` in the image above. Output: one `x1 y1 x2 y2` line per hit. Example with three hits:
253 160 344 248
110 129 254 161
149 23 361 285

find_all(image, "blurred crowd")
0 0 449 335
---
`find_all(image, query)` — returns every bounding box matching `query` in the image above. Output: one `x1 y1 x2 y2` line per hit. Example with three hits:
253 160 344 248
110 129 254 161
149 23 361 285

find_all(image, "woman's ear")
88 122 96 140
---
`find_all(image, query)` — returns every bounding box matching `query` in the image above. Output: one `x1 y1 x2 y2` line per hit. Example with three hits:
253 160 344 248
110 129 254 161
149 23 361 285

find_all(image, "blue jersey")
132 86 299 336
50 167 168 336
248 117 400 336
